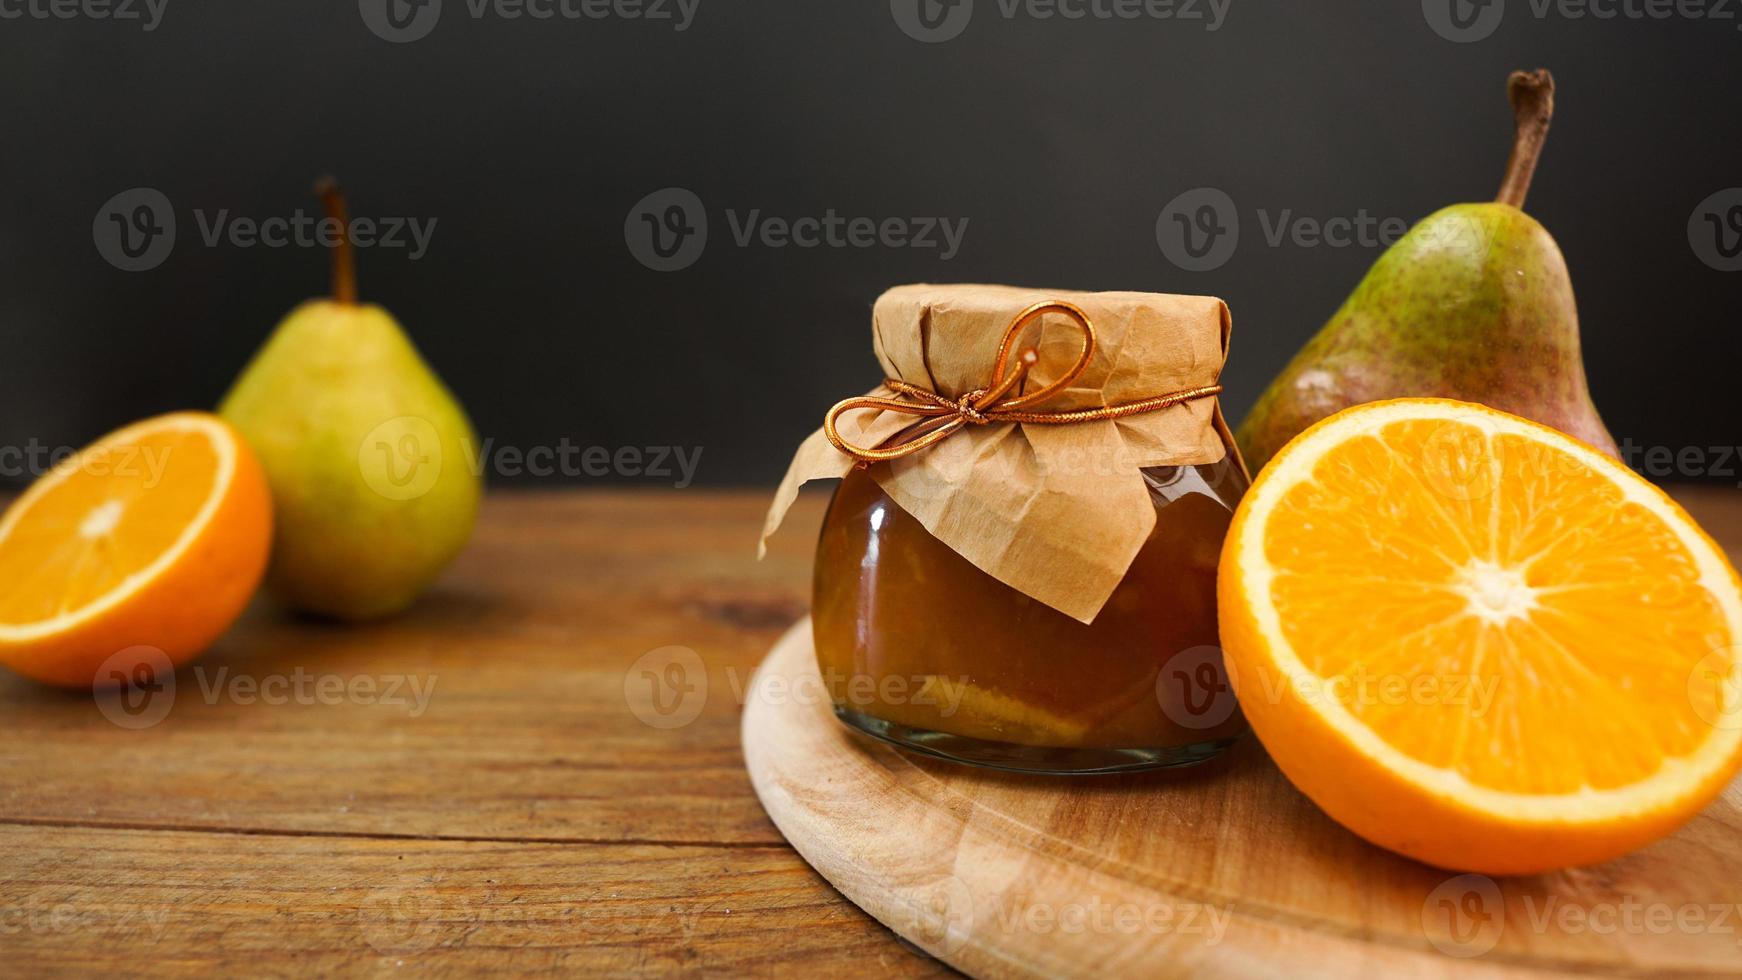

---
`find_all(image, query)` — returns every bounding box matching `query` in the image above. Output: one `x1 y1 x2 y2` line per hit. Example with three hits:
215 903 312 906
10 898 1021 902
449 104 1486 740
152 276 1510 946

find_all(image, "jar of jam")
765 285 1248 774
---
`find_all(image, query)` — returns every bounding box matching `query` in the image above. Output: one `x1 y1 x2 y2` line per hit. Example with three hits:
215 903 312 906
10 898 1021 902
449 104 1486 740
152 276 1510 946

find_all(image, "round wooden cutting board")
742 619 1742 979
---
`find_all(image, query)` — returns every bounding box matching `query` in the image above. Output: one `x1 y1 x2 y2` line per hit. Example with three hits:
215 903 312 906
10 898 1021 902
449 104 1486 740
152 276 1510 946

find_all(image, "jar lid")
764 283 1242 624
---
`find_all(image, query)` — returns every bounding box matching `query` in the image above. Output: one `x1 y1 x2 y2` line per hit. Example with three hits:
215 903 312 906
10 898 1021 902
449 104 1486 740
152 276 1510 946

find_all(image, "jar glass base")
834 706 1240 775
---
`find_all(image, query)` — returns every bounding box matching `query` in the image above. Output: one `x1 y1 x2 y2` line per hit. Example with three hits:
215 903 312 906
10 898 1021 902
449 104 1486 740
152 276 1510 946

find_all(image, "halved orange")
0 412 272 688
1219 399 1742 874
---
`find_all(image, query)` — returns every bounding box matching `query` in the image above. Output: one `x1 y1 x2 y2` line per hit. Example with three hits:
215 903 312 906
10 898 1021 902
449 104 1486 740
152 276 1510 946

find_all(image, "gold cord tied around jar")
822 301 1224 465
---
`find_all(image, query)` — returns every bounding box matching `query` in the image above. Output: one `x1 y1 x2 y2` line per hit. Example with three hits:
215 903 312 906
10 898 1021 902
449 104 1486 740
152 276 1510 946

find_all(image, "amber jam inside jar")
812 456 1249 774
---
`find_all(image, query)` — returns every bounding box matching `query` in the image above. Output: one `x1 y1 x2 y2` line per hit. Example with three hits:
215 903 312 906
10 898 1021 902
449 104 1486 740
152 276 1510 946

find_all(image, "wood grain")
0 824 942 977
1 492 823 846
1 490 953 977
2 487 1740 976
745 620 1742 980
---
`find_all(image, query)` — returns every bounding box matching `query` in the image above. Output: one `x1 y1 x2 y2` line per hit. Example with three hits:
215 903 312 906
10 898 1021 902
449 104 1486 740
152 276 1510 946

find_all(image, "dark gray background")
2 1 1738 488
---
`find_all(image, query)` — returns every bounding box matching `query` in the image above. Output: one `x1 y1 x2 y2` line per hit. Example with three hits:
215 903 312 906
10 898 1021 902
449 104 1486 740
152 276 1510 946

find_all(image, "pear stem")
315 176 358 306
1496 69 1554 210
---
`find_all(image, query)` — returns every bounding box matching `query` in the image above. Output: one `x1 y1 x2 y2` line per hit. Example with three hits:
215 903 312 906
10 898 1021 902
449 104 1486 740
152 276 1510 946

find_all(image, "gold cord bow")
822 300 1223 465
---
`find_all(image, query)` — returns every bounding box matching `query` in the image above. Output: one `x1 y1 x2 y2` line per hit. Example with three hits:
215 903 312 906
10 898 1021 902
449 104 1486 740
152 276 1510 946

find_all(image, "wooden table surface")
3 487 1741 978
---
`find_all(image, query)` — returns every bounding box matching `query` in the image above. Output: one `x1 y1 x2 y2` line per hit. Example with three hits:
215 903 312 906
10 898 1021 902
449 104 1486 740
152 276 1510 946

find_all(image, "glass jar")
812 455 1249 774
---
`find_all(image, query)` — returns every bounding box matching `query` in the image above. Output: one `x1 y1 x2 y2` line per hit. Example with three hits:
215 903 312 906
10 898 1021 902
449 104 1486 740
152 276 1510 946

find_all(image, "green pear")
1237 69 1619 474
219 179 480 620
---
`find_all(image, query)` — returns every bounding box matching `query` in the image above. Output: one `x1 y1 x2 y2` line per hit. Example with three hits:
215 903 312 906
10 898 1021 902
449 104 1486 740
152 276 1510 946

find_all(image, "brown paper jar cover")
762 283 1243 623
